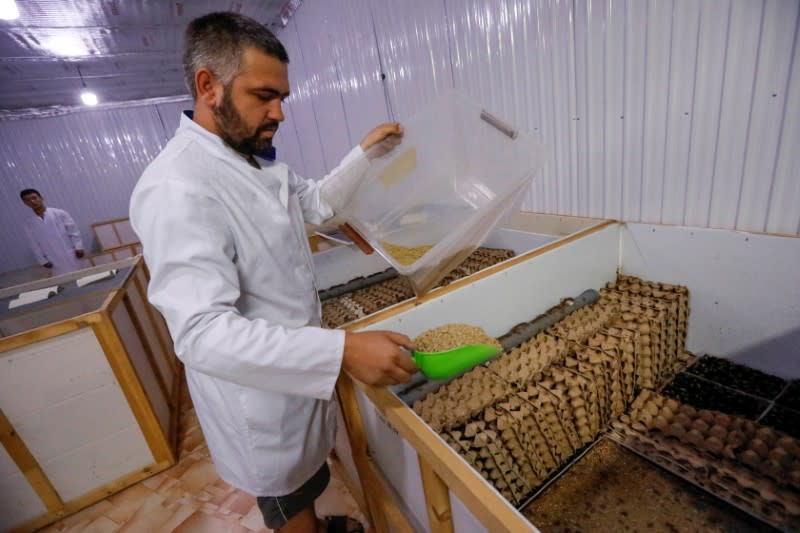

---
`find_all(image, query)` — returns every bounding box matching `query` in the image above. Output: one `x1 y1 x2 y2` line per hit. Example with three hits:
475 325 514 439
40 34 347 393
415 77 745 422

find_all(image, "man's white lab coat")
24 207 84 275
130 113 369 495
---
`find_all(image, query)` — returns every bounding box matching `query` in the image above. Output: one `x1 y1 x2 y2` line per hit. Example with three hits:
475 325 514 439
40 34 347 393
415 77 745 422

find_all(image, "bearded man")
129 12 416 533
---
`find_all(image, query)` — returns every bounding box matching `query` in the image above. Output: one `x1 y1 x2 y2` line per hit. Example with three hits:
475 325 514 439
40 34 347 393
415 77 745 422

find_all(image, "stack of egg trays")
571 344 627 428
485 332 569 388
600 287 682 379
600 289 677 382
412 365 510 432
419 298 683 507
580 328 637 404
613 275 689 362
442 418 533 505
481 304 634 501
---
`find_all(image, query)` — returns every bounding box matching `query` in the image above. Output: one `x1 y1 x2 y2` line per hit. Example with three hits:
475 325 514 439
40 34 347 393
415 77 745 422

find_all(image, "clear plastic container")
340 91 548 295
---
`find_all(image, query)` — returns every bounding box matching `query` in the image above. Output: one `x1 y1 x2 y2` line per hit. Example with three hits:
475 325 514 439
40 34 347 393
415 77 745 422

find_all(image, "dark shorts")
257 463 331 529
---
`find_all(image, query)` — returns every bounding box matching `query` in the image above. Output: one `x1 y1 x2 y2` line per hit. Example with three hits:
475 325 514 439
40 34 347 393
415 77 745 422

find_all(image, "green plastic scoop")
411 344 501 380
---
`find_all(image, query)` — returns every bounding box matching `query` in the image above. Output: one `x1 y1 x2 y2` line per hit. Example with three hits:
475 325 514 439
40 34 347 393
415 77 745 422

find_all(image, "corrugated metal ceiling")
0 0 294 111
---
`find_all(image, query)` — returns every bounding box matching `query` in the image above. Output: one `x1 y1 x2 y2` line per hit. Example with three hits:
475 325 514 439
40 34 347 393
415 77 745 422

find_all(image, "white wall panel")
0 105 170 273
738 0 800 233
369 0 454 121
279 18 328 179
520 0 549 212
291 0 355 170
328 0 390 144
2 0 798 275
603 0 626 222
683 0 731 228
660 0 701 226
449 0 520 120
155 97 192 138
274 100 308 177
275 0 391 175
621 223 800 379
766 5 800 235
640 0 673 224
573 1 592 218
450 0 543 212
708 0 764 230
621 0 648 223
283 0 799 236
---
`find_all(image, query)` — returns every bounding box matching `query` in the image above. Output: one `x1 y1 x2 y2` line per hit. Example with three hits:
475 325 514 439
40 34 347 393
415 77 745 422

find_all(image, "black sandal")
326 515 365 533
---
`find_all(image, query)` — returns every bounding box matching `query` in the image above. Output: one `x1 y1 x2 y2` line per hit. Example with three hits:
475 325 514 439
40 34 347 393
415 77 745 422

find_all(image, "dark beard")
212 88 275 156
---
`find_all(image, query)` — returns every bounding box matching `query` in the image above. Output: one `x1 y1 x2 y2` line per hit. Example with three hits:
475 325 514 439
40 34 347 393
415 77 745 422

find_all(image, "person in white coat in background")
130 12 417 533
20 188 85 276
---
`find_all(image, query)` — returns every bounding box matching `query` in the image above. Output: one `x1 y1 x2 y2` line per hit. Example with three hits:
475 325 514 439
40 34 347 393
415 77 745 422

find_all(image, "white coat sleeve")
291 146 371 224
130 179 345 400
59 210 84 250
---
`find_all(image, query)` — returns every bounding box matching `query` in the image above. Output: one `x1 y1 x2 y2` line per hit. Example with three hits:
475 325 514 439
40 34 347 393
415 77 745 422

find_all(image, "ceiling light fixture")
0 0 20 20
45 35 85 56
77 65 98 106
80 91 98 106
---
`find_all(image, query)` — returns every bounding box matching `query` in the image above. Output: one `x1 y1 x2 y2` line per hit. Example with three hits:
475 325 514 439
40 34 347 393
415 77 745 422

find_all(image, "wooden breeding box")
0 257 181 532
91 217 140 252
335 222 800 532
315 212 609 328
312 213 615 532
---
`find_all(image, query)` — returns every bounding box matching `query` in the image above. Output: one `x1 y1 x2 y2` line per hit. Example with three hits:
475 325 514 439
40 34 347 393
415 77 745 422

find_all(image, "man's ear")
195 68 223 108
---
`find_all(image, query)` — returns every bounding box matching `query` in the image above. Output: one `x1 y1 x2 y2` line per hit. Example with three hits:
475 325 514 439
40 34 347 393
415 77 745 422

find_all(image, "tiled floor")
40 386 367 533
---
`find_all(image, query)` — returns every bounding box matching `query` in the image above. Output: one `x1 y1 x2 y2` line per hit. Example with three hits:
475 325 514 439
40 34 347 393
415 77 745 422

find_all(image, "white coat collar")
177 112 289 207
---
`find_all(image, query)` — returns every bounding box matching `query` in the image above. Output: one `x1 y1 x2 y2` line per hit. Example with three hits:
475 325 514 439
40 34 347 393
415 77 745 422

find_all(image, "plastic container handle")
338 223 374 255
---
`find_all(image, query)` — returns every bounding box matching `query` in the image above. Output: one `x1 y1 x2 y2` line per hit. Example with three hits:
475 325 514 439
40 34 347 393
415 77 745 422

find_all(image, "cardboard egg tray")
580 329 638 404
610 390 800 531
443 420 533 504
600 283 687 384
413 366 511 433
406 276 689 507
612 274 690 367
414 274 691 507
485 332 570 388
321 247 515 328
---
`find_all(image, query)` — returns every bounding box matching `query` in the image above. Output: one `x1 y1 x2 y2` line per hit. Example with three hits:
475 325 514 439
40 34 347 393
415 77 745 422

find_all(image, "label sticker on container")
378 147 417 189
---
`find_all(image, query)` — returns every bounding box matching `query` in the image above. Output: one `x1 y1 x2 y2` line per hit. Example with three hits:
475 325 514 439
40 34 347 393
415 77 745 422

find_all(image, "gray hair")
183 12 289 99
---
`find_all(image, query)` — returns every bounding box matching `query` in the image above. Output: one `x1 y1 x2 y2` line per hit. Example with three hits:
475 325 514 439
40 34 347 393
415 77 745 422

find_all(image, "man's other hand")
359 122 403 156
75 249 85 259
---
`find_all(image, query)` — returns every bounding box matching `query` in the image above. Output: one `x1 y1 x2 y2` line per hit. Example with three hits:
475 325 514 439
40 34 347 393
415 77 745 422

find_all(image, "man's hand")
360 122 403 156
75 249 85 259
43 262 53 268
342 330 418 387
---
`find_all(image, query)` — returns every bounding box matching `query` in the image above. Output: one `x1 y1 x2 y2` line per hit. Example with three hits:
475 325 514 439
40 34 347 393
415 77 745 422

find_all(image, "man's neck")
33 206 46 218
192 105 261 168
193 105 221 139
